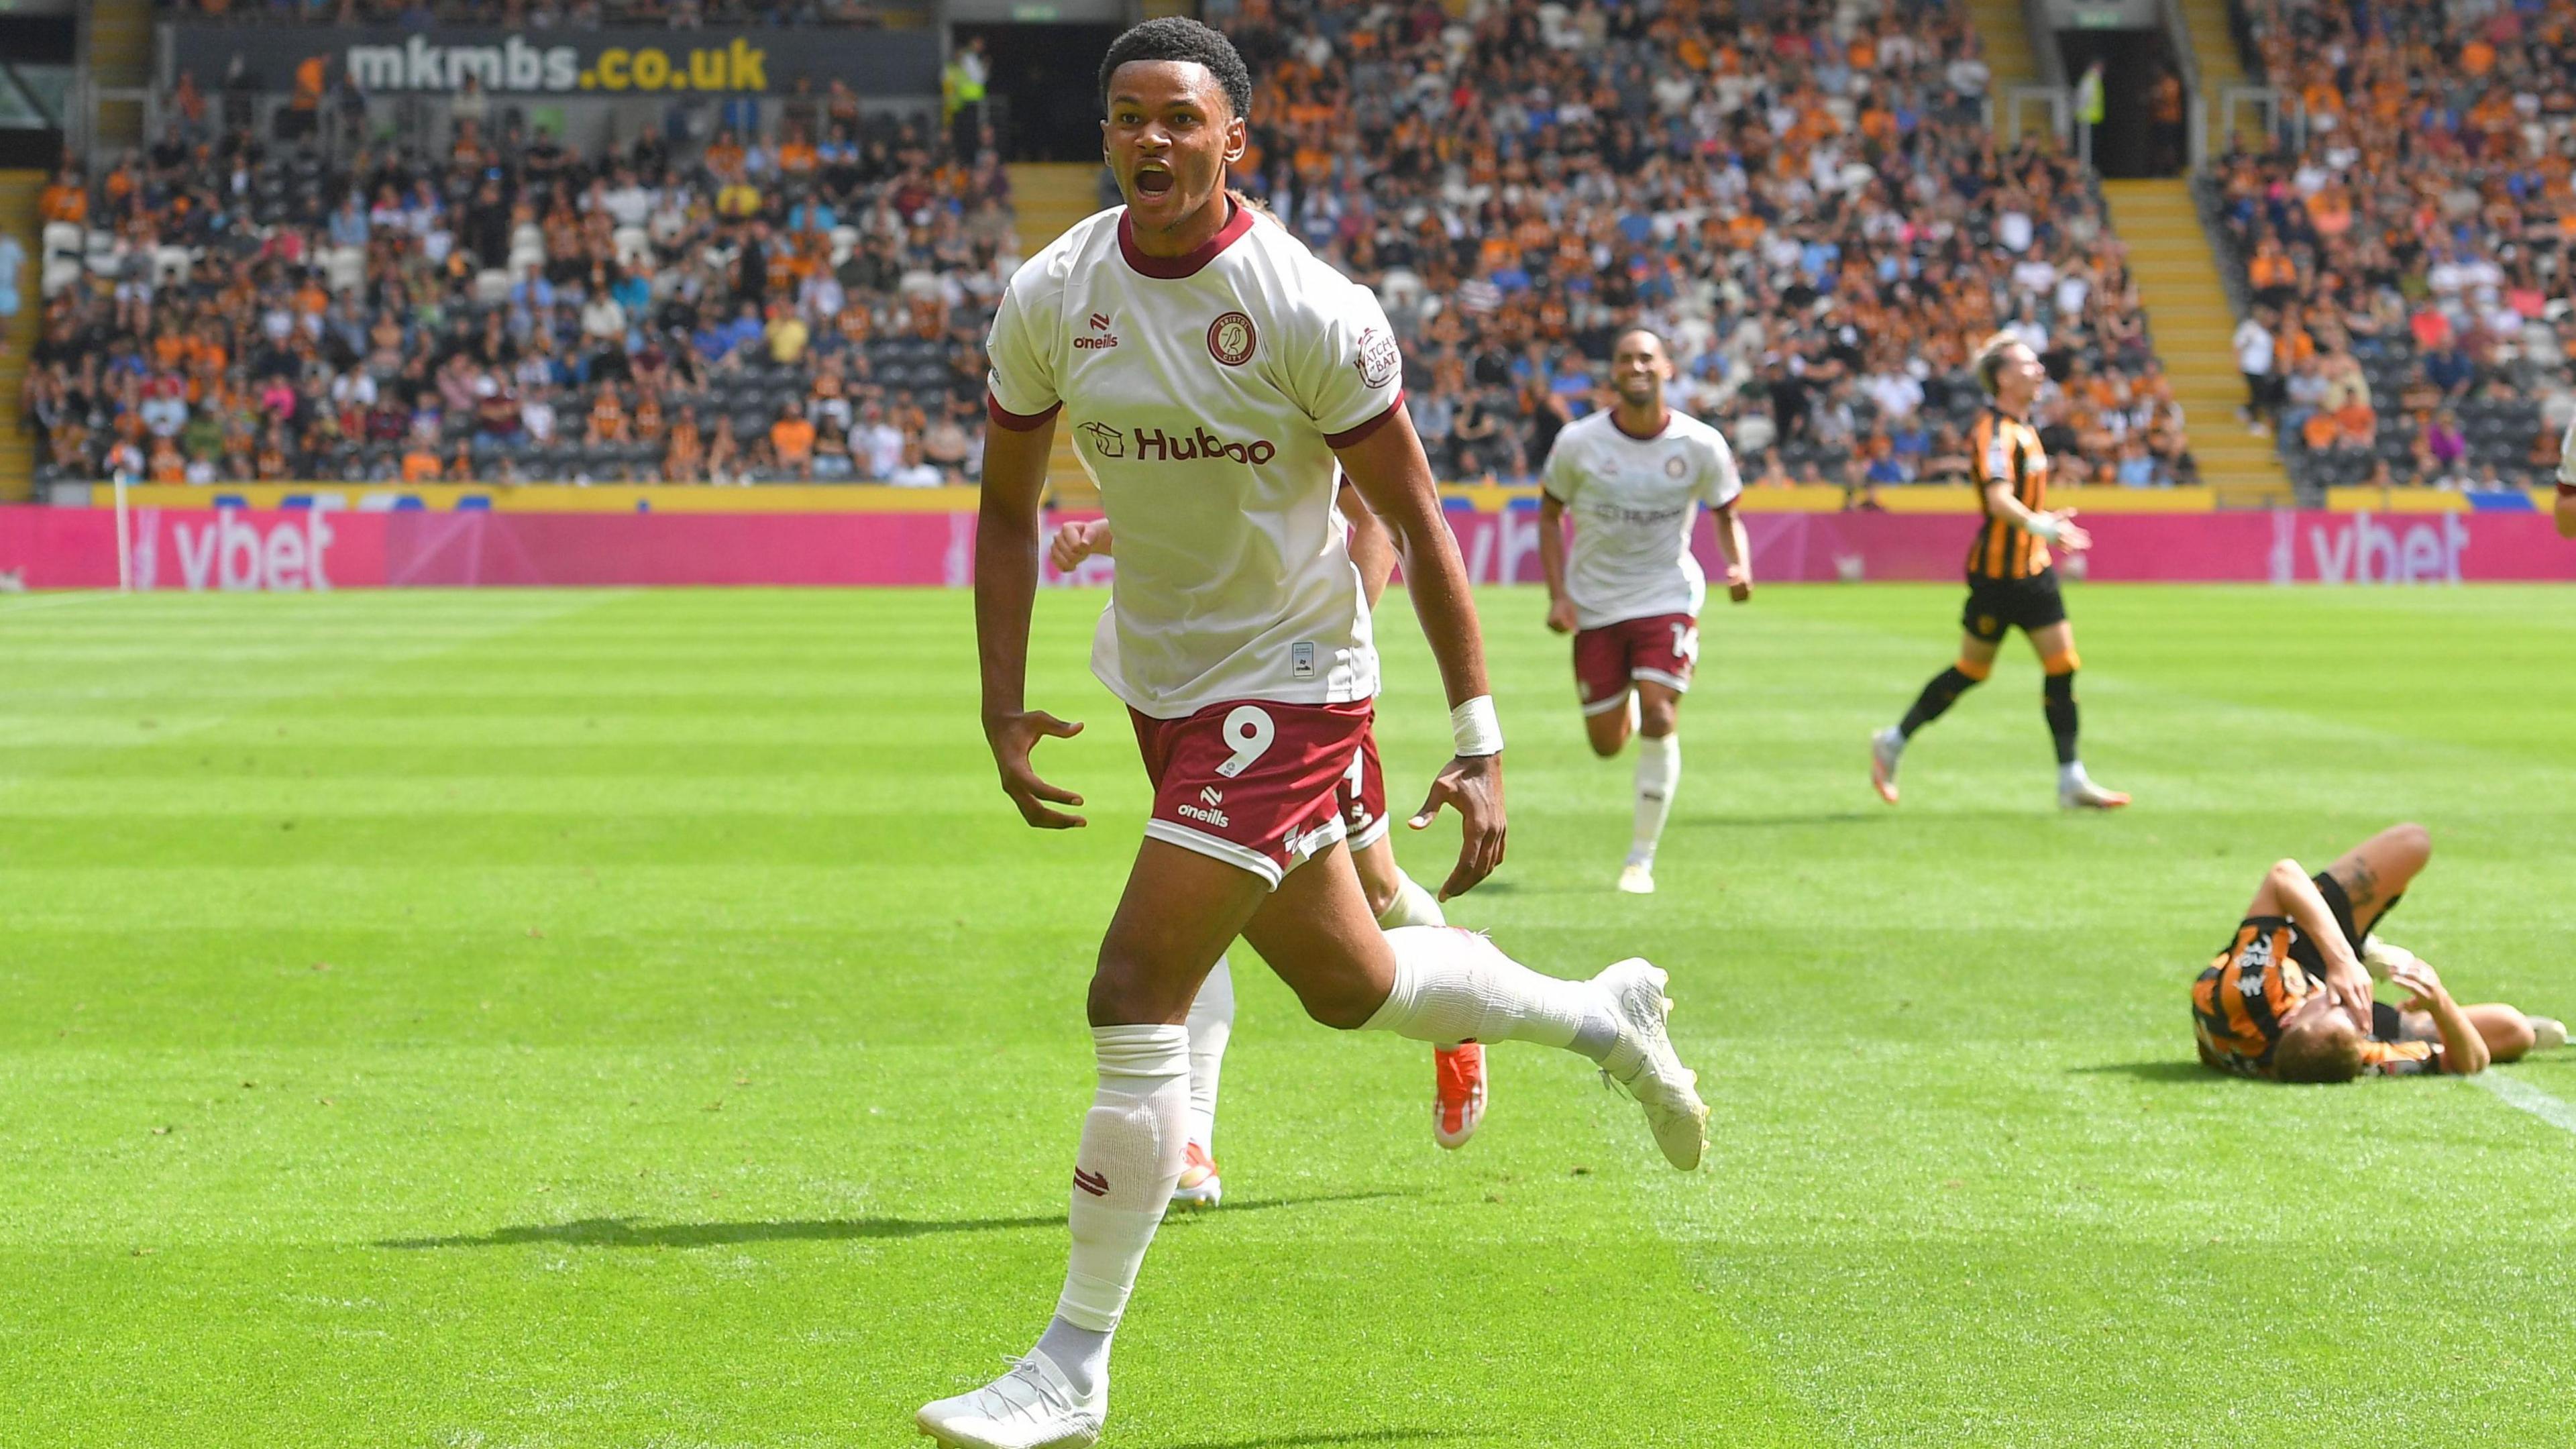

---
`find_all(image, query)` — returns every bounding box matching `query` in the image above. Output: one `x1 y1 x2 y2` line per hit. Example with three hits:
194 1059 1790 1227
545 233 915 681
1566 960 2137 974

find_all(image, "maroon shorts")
1573 612 1699 716
1130 699 1377 888
1338 724 1390 853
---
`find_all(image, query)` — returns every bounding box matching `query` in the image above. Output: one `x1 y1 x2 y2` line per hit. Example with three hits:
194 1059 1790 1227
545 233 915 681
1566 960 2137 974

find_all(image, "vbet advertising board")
1 506 2569 592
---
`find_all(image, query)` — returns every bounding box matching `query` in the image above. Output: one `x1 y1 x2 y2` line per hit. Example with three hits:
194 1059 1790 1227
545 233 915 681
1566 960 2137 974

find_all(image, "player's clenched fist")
1409 753 1506 900
1049 518 1112 572
1544 596 1579 634
983 708 1087 830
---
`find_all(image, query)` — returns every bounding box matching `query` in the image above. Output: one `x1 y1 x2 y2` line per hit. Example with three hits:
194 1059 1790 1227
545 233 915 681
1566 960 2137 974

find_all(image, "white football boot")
2530 1017 2568 1052
2360 938 2422 984
1616 861 1656 895
2057 776 2131 810
1592 958 1709 1170
1167 1142 1222 1211
917 1354 1104 1449
1869 727 1904 804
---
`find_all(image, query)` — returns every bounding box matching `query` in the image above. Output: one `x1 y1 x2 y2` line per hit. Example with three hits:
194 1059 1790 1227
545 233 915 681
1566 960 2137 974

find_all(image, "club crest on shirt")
1664 455 1688 478
1355 326 1400 389
1078 420 1126 458
1207 311 1258 366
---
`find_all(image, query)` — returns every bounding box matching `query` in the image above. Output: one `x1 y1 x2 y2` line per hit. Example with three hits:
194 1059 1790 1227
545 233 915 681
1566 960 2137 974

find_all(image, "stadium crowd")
19 92 1006 486
1217 0 2192 488
159 0 910 24
24 0 2195 490
2210 0 2576 490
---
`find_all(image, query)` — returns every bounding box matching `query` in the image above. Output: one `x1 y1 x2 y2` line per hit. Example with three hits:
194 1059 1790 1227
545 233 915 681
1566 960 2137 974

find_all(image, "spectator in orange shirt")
402 442 444 482
38 168 87 225
768 400 817 480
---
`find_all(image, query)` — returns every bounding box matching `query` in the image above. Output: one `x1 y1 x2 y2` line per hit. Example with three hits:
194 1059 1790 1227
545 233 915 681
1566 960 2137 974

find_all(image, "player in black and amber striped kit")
1870 333 2129 810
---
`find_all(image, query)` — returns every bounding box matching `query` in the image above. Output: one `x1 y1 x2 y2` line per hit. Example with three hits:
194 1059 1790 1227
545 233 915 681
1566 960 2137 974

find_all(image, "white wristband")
1450 695 1504 757
2024 513 2063 543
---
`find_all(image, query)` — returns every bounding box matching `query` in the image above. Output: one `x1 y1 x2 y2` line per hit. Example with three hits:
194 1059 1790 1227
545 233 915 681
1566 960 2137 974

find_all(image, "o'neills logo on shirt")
1132 425 1277 465
1075 312 1120 350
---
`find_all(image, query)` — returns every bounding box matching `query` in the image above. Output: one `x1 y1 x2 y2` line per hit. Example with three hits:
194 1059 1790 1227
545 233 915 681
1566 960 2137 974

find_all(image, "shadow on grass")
2065 1061 2216 1083
1674 811 1879 830
377 1191 1412 1250
1169 1423 1473 1433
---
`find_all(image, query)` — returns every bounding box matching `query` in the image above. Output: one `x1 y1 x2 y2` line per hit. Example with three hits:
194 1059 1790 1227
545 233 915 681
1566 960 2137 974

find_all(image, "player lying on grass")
1051 481 1493 1204
1536 326 1752 896
1871 332 2127 812
926 20 1709 1449
2191 822 2565 1082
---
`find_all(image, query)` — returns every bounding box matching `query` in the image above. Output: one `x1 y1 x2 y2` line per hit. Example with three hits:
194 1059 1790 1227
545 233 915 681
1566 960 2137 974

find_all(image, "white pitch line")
2472 1073 2576 1138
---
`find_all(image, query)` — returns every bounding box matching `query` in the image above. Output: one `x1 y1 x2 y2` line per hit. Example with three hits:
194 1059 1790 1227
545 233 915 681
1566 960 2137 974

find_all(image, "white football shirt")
1540 407 1743 629
987 203 1405 719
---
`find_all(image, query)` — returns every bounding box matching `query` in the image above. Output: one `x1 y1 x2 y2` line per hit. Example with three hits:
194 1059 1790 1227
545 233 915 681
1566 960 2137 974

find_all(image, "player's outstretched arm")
1536 493 1578 633
1715 500 1753 602
1982 480 2092 552
976 413 1087 829
2260 859 2373 1032
1338 408 1505 900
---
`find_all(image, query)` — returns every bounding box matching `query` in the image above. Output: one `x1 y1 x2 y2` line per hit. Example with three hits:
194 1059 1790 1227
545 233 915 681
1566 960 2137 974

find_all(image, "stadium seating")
2204 0 2575 491
19 97 1004 487
1217 0 2191 487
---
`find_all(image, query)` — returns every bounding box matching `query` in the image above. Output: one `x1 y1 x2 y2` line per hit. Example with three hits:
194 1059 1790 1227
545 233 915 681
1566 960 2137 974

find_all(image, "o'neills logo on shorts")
1133 425 1277 465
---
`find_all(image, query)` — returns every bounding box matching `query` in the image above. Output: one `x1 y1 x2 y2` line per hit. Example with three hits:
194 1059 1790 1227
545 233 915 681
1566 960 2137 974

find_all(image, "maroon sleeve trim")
1323 390 1407 450
986 392 1061 432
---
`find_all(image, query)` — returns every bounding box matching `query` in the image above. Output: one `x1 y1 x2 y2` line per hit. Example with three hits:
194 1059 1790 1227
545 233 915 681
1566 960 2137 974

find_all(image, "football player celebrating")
1536 327 1751 895
920 21 1709 1448
2191 822 2565 1082
1870 332 2129 810
1049 479 1493 1200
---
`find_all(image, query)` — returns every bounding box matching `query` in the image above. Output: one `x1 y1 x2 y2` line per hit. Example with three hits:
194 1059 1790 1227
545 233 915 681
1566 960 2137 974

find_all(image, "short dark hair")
1098 17 1253 124
1612 325 1670 358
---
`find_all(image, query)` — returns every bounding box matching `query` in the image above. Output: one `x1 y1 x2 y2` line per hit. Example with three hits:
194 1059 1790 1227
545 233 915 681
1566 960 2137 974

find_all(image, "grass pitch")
5 583 2575 1448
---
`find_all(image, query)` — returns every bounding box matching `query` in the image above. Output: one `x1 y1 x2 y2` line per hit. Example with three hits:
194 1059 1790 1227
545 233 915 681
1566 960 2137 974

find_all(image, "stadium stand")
2205 0 2576 492
17 101 1008 486
1214 0 2193 489
156 0 922 23
21 0 2200 494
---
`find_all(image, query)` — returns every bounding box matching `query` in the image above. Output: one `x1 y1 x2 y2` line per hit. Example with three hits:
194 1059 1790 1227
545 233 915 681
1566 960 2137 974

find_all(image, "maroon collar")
1117 199 1254 280
1611 407 1671 441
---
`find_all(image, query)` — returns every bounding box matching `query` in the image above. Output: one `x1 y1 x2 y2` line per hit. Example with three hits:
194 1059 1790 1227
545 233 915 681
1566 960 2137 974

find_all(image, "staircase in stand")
87 0 155 149
2102 178 2292 506
1 170 42 502
1004 163 1112 503
1963 0 2037 85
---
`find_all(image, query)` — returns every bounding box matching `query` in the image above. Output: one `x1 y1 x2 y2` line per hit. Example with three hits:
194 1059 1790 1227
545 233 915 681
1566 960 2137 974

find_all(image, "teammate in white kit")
1049 477 1494 1203
1536 329 1752 895
918 22 1710 1449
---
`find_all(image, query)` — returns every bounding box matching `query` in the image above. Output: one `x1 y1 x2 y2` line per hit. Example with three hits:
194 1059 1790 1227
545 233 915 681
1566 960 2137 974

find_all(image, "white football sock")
1373 869 1447 930
2059 761 2091 791
1182 957 1234 1154
1364 926 1621 1061
1046 1022 1189 1397
1629 732 1680 868
1371 871 1454 1047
